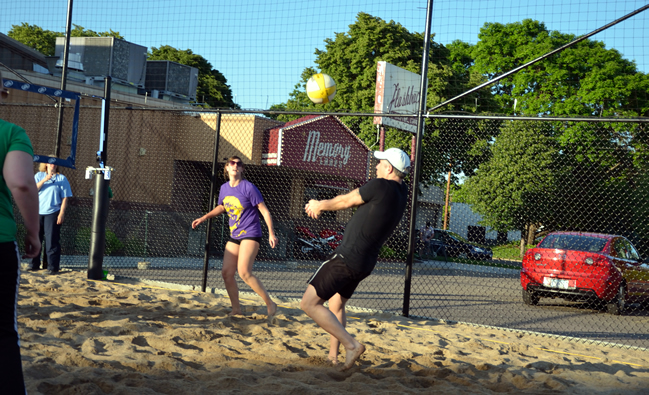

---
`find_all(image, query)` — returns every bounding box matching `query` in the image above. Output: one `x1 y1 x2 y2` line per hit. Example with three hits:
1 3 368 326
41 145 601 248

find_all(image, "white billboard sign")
373 61 421 133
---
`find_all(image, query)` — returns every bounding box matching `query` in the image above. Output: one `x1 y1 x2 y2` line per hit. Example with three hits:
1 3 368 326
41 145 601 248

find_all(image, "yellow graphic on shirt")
223 196 247 238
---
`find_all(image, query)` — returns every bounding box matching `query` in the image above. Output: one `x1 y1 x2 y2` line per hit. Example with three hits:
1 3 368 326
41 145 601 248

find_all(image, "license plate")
543 277 576 290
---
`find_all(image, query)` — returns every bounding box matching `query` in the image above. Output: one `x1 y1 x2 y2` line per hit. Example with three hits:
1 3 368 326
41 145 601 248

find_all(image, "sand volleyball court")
17 270 649 394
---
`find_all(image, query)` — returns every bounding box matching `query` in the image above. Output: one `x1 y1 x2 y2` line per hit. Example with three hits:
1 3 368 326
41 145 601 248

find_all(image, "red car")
520 231 649 315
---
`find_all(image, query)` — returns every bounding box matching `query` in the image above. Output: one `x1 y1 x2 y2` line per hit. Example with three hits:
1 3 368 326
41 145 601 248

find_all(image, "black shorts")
307 254 371 300
228 237 262 245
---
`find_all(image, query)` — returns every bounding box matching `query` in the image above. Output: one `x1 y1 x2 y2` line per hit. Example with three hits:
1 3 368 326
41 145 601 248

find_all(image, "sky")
2 0 647 110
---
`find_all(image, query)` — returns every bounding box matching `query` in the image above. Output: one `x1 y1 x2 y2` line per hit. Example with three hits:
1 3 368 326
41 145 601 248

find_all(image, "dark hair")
426 222 431 227
393 167 407 179
223 156 245 179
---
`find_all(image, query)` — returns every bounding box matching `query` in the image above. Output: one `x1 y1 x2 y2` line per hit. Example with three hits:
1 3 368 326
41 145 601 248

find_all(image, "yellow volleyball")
306 73 336 104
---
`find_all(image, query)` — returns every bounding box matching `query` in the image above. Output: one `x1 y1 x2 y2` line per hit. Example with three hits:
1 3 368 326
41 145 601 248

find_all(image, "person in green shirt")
0 70 41 393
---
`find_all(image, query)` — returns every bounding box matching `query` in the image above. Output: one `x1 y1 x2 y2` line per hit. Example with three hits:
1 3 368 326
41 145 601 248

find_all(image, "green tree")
271 12 494 186
70 25 123 39
7 23 60 56
456 121 557 256
469 19 648 166
471 19 649 118
456 20 649 249
148 45 237 108
8 23 122 56
271 13 457 135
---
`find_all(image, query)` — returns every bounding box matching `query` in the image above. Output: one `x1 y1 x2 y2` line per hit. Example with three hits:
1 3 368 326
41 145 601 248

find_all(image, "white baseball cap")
374 148 411 174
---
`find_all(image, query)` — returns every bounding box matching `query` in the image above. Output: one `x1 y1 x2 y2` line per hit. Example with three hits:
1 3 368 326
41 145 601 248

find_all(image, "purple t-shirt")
218 179 264 239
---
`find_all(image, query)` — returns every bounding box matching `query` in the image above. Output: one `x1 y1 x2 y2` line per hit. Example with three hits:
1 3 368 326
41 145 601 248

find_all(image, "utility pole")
443 162 451 230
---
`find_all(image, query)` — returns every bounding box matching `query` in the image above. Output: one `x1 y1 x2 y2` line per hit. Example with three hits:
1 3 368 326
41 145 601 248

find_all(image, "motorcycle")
293 225 344 260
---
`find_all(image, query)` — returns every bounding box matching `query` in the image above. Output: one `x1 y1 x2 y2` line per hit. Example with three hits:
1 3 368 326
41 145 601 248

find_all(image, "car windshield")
446 231 467 243
538 234 607 252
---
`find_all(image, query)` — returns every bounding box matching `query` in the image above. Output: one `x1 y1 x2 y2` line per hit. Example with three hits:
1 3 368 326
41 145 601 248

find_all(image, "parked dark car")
521 231 649 315
429 229 493 260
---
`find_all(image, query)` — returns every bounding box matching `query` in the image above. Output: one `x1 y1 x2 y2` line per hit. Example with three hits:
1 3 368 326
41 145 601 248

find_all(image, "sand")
17 270 649 394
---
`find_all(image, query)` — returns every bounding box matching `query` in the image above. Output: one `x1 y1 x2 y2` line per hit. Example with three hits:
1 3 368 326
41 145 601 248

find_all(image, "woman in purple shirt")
192 156 278 318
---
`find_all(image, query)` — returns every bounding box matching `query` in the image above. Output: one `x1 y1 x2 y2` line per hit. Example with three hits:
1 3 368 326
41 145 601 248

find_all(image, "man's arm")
4 150 40 258
305 188 364 220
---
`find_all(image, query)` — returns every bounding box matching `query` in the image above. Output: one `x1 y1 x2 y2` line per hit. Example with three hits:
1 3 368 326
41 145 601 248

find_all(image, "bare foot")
327 355 339 366
228 309 244 317
341 343 365 371
267 301 277 318
266 301 278 325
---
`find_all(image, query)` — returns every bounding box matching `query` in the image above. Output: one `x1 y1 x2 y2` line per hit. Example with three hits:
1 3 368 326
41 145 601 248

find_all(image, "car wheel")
606 284 626 315
522 288 539 306
458 252 468 259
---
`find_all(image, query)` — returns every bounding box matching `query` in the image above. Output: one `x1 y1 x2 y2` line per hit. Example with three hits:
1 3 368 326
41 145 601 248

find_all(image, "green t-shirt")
0 119 34 243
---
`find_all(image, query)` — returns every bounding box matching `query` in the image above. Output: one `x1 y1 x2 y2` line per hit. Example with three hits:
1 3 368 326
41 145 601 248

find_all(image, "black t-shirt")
335 178 408 273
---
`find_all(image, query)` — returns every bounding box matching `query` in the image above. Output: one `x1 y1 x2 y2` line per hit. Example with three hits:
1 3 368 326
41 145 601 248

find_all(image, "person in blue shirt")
31 158 73 274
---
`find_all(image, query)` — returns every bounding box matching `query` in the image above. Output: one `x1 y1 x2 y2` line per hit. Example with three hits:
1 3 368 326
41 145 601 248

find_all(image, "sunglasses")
228 160 243 167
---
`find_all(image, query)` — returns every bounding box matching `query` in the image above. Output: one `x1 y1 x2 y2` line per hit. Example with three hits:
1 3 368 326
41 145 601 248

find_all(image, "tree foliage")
455 121 557 234
469 19 649 163
148 45 236 108
271 12 493 186
470 19 649 118
8 23 122 56
271 13 457 129
455 19 649 249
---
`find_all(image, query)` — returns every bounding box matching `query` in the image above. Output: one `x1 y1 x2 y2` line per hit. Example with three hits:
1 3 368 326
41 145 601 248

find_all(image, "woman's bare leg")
237 239 277 317
222 242 243 315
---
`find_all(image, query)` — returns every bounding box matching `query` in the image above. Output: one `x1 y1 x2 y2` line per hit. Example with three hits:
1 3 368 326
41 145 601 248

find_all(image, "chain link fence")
411 116 649 349
4 101 649 349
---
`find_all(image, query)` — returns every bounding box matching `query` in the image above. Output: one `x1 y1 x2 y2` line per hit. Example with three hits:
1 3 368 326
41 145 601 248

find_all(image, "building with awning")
262 115 372 222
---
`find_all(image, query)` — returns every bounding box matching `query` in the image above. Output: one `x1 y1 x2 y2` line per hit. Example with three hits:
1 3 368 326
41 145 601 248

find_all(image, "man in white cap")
301 147 410 370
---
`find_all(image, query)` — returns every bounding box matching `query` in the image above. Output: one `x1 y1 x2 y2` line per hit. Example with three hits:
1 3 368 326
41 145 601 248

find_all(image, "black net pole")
403 0 434 317
87 77 111 280
54 0 74 158
202 112 222 292
87 172 110 280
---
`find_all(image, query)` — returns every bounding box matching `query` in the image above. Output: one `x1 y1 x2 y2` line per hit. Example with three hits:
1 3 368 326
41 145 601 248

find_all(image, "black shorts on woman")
228 237 262 245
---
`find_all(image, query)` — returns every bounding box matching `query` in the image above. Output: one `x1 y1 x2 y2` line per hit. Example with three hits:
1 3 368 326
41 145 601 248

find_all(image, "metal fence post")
202 112 222 292
403 0 434 317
